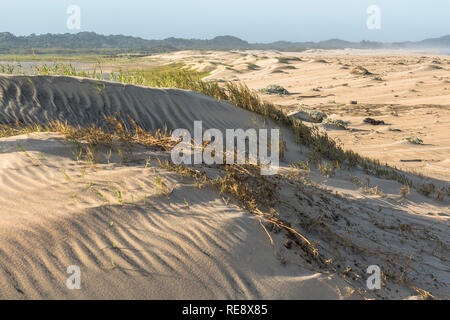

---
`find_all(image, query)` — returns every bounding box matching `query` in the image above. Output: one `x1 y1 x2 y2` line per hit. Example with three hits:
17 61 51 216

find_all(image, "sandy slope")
0 75 261 133
0 132 357 299
0 75 449 299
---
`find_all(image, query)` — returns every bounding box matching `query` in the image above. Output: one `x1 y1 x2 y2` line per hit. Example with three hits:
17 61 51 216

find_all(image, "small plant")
154 174 172 198
246 63 260 70
366 185 384 197
405 137 423 145
322 118 348 129
106 148 113 164
144 157 151 168
349 174 363 187
60 169 72 183
318 161 335 178
289 109 327 122
435 188 445 201
260 84 289 95
418 183 435 196
365 175 370 187
94 82 106 95
95 190 109 203
17 143 41 165
115 190 124 205
400 185 411 198
290 160 310 171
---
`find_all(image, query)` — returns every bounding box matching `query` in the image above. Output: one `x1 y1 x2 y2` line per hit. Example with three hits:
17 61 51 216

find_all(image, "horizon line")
1 31 449 45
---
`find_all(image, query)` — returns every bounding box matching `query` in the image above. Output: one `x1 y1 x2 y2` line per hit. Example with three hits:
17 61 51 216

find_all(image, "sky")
1 0 449 43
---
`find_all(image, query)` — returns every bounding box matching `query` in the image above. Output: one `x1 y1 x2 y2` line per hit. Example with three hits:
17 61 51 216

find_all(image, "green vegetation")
246 63 260 70
0 123 47 138
259 84 290 95
277 56 301 64
322 118 348 129
0 53 112 63
0 60 212 89
0 61 104 78
0 32 176 55
129 63 211 87
306 110 327 122
289 160 310 171
405 137 424 145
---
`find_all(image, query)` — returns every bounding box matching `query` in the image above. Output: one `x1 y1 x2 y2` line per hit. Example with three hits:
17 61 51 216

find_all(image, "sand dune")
0 75 260 133
0 75 449 299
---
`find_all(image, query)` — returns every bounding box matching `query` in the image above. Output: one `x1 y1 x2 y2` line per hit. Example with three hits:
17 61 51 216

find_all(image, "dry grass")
1 112 445 298
159 159 321 261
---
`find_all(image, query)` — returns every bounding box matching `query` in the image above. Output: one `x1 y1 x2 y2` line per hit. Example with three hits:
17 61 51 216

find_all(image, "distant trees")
0 32 448 55
0 32 152 50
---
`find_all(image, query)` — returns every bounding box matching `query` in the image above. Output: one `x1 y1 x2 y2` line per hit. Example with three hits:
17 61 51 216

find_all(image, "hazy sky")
1 0 449 42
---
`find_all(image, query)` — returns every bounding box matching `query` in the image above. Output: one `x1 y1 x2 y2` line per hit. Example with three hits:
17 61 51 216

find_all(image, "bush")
259 84 290 95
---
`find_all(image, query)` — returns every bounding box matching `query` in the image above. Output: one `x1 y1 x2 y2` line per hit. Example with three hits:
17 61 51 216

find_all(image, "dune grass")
277 56 301 64
0 61 447 197
0 123 48 138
